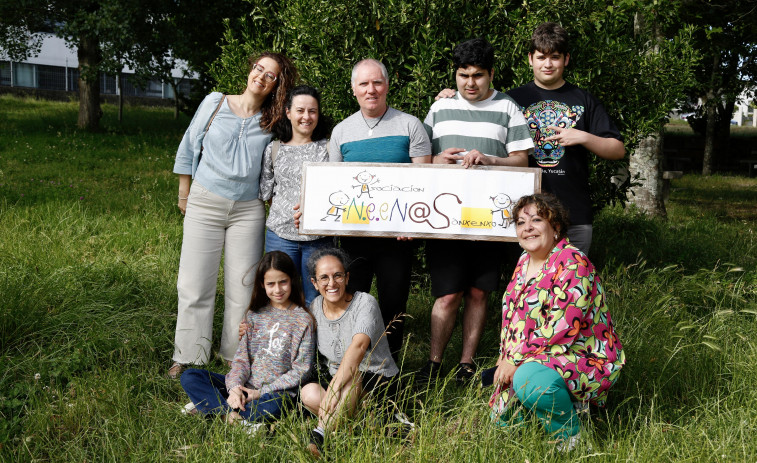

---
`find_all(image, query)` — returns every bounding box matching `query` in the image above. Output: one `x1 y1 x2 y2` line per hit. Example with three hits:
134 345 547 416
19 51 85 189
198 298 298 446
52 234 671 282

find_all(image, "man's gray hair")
350 59 389 87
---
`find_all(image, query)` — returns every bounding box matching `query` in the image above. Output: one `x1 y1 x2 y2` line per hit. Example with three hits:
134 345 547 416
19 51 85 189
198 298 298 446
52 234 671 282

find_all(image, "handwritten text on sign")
299 163 541 241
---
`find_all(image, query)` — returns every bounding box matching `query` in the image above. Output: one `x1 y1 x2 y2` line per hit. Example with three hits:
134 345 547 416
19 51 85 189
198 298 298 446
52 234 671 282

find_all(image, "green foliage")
682 0 757 107
210 0 696 212
677 0 757 172
2 97 757 460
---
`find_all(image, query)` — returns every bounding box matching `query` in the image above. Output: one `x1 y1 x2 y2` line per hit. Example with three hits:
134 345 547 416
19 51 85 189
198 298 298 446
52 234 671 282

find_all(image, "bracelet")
178 196 188 200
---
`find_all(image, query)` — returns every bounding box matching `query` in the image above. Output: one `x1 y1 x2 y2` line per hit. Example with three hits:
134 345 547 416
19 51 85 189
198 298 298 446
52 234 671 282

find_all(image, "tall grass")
1 95 756 461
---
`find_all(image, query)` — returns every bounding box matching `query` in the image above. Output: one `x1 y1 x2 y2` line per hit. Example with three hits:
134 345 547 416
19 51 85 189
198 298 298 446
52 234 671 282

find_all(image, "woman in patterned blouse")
489 193 625 451
259 86 334 306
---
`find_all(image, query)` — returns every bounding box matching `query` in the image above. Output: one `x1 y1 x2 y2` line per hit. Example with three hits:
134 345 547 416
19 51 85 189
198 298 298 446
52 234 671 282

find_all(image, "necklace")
271 302 294 311
360 108 388 136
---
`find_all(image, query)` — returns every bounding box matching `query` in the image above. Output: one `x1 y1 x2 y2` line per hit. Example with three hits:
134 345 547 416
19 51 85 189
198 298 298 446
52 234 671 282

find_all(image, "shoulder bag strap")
205 95 226 133
198 94 226 165
205 94 226 134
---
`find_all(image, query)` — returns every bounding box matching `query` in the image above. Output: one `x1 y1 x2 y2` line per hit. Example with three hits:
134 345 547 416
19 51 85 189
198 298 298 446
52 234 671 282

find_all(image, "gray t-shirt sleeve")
407 115 432 158
350 292 383 348
350 292 399 377
328 133 343 162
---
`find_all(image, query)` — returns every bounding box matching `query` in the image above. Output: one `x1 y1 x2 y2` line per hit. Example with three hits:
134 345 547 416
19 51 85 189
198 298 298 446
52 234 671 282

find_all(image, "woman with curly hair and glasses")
169 52 298 378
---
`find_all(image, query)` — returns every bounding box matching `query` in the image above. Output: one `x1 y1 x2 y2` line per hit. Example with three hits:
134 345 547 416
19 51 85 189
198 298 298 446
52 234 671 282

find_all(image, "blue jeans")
180 368 288 422
264 229 333 306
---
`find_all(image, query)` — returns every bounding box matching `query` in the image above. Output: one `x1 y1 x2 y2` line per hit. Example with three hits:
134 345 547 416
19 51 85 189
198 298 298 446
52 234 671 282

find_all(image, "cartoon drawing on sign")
352 170 379 199
321 191 350 222
490 193 513 228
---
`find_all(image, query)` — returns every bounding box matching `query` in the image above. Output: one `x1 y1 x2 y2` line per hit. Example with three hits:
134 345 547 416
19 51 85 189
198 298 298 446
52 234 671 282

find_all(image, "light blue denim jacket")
173 92 273 201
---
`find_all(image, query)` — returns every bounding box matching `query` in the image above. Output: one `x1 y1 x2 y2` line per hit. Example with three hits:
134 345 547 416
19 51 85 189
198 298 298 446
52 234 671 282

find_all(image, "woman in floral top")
489 193 625 451
259 86 333 306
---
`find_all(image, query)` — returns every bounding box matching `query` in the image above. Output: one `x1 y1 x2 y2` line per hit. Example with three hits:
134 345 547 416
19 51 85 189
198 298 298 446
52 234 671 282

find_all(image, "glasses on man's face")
316 272 346 286
251 63 278 83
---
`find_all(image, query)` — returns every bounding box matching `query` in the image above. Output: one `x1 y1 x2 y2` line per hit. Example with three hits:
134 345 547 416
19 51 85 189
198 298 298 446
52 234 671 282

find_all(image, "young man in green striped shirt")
419 38 534 384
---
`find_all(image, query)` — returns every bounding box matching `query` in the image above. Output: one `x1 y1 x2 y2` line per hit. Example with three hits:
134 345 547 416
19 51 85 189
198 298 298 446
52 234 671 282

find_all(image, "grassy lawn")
1 95 756 461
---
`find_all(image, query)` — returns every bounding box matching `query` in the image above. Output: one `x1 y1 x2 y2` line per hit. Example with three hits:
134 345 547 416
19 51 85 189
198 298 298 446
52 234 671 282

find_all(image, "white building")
0 33 195 99
733 88 757 127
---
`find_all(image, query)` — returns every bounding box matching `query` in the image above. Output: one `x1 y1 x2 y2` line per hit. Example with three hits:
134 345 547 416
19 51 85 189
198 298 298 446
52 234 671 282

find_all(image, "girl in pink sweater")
180 251 315 427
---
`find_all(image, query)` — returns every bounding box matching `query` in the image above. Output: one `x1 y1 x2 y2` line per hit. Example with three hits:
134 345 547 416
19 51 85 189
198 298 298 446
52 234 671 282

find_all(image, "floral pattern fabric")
259 139 329 241
492 239 625 407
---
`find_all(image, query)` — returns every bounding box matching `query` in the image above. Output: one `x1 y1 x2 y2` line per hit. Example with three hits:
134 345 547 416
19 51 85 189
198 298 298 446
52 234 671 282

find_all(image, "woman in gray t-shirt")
299 248 402 457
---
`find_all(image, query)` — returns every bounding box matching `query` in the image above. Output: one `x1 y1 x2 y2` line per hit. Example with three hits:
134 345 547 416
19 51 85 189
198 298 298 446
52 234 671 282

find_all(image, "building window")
68 68 79 92
38 65 67 91
100 73 116 94
0 61 11 86
0 59 193 98
14 63 36 88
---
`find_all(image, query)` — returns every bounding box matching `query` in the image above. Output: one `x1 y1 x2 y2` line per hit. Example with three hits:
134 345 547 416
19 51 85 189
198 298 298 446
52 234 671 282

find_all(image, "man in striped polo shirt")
419 38 534 384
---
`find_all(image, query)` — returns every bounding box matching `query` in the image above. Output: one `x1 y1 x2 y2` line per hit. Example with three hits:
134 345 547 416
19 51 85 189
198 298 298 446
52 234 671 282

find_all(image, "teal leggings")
496 362 580 440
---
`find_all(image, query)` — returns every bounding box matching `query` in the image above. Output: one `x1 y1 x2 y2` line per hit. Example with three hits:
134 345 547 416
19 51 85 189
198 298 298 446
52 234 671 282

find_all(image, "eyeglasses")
315 272 346 286
251 63 278 83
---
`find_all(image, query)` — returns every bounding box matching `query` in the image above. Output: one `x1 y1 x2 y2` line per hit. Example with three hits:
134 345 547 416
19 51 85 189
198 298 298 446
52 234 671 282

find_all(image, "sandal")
167 362 188 379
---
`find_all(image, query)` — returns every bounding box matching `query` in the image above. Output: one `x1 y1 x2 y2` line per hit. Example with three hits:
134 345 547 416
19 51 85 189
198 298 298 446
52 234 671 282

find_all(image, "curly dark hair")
452 38 495 73
512 193 570 241
306 247 352 284
272 85 333 143
248 52 298 133
530 22 569 56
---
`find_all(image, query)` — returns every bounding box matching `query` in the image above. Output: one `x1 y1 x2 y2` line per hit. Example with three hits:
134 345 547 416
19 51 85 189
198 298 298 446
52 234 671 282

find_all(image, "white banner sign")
299 163 541 241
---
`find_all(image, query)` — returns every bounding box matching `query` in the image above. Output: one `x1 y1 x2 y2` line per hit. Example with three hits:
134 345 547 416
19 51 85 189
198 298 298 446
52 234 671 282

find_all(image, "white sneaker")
181 402 197 415
240 420 267 436
556 432 581 452
394 412 415 430
573 401 590 415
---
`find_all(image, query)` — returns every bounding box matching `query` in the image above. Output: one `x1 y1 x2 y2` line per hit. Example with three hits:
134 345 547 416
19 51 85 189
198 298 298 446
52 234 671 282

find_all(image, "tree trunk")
715 97 735 168
629 131 667 218
701 53 720 176
117 70 124 123
628 12 666 217
77 35 102 130
170 79 180 120
702 90 717 175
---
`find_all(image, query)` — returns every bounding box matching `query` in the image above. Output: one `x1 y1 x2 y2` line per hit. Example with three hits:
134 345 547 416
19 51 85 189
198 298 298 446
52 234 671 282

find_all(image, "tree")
682 0 757 175
211 0 696 215
0 0 231 128
152 0 250 115
0 1 151 129
627 3 699 217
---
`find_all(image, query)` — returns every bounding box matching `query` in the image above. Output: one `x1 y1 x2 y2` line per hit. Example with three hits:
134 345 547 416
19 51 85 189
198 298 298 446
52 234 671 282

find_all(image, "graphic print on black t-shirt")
507 81 622 225
523 100 585 168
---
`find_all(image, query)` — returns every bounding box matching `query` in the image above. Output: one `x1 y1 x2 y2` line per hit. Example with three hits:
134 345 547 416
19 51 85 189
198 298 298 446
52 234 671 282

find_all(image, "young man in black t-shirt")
506 22 625 254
